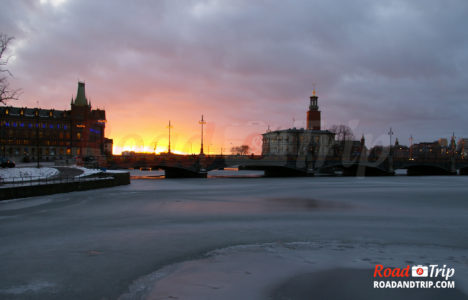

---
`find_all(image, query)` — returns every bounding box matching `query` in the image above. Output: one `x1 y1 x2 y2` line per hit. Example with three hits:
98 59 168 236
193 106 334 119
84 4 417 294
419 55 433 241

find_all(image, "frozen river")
1 173 468 299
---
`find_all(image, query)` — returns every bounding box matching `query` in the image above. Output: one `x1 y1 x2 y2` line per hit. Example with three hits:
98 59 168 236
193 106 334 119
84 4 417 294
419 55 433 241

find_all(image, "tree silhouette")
329 124 355 141
1 33 20 104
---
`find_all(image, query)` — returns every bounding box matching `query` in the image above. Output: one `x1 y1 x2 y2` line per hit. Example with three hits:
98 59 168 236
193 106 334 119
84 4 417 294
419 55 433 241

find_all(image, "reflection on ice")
121 241 468 300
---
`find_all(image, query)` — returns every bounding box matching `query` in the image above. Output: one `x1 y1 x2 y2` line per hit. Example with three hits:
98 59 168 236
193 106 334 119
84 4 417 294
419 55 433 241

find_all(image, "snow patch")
74 166 103 177
0 167 59 183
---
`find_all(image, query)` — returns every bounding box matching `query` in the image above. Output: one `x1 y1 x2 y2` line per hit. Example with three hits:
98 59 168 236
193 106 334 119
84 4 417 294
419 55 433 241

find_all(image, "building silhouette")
0 82 112 162
262 90 335 158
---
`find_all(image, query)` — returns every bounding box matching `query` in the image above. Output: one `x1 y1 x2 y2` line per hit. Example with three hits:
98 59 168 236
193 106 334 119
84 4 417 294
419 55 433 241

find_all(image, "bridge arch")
238 165 307 177
318 162 391 176
404 165 455 176
148 165 206 178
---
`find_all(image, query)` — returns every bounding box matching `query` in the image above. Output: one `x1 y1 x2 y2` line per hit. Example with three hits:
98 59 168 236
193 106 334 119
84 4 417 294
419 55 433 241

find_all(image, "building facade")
0 82 111 162
262 90 335 158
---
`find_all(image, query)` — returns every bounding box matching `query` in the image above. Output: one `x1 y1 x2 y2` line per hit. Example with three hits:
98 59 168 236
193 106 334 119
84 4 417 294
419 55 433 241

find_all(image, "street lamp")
167 120 172 154
35 109 40 168
199 115 206 155
388 127 394 155
409 135 414 160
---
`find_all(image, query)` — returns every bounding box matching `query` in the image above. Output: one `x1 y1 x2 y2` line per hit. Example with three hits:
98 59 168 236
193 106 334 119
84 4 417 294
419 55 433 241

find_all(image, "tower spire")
74 81 89 106
306 88 321 130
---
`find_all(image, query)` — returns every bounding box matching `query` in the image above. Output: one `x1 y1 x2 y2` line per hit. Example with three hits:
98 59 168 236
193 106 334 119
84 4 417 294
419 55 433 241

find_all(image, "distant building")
457 138 467 158
0 82 111 162
333 135 367 159
104 138 113 156
393 138 410 159
438 138 448 148
262 90 335 158
411 141 448 160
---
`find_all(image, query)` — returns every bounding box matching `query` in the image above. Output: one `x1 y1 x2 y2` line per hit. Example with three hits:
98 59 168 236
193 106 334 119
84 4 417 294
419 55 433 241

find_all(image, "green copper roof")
74 82 88 106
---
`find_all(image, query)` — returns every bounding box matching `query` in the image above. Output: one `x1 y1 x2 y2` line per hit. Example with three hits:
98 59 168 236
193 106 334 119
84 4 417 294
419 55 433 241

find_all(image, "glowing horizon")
3 0 468 150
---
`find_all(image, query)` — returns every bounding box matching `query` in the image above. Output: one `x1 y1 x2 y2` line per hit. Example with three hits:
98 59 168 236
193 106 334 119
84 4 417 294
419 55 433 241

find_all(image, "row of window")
1 121 69 130
1 147 72 156
0 139 73 146
1 131 75 139
2 131 101 140
3 108 65 117
1 122 102 135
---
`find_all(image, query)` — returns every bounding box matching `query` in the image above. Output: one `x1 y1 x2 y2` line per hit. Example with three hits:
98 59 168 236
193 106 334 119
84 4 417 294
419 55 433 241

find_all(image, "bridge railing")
0 173 113 187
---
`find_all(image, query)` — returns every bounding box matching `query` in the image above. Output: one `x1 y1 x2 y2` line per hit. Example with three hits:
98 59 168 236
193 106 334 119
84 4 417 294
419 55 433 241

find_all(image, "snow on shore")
0 168 59 183
74 166 103 178
74 166 128 177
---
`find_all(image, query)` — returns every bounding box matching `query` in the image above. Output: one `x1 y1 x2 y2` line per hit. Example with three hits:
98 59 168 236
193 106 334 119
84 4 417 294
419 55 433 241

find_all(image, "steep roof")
74 81 88 106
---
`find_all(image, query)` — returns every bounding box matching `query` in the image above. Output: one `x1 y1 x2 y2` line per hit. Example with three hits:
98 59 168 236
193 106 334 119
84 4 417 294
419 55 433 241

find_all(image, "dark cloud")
2 0 467 148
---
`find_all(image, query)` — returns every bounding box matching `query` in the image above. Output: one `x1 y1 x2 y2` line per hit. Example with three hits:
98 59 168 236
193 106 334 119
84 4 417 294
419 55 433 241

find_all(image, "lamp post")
199 115 206 155
167 120 172 154
388 127 394 155
36 109 40 168
409 135 413 160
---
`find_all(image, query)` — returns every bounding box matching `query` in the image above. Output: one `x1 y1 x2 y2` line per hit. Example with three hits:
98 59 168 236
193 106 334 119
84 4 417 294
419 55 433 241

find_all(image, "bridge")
106 153 468 178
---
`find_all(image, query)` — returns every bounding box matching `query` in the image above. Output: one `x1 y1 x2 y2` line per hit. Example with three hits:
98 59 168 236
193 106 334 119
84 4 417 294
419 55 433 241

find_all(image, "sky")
1 0 468 154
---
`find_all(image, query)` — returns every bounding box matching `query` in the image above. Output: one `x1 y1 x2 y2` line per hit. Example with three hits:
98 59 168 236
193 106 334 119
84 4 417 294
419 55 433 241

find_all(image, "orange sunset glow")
104 89 267 155
4 0 468 154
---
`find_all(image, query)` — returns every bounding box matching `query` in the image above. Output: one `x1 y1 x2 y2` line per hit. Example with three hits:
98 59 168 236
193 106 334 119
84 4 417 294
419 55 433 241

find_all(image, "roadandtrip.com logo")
373 264 455 289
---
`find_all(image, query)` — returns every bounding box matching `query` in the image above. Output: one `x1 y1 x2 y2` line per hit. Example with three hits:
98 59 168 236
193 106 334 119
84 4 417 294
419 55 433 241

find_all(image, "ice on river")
1 174 467 300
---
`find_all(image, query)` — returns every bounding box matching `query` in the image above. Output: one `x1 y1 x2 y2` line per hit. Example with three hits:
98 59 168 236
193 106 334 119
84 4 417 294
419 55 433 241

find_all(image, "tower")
73 81 89 106
306 89 321 130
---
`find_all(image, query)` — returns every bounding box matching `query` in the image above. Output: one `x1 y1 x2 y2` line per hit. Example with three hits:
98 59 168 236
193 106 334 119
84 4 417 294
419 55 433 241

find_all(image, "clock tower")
306 89 321 130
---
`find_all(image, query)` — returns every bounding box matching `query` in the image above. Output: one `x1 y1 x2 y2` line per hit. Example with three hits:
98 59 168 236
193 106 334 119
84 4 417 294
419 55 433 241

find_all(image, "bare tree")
1 33 20 104
230 145 250 155
329 124 355 141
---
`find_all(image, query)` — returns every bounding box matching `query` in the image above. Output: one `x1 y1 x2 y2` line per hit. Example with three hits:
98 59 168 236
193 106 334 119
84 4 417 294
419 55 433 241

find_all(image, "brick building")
0 82 111 162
